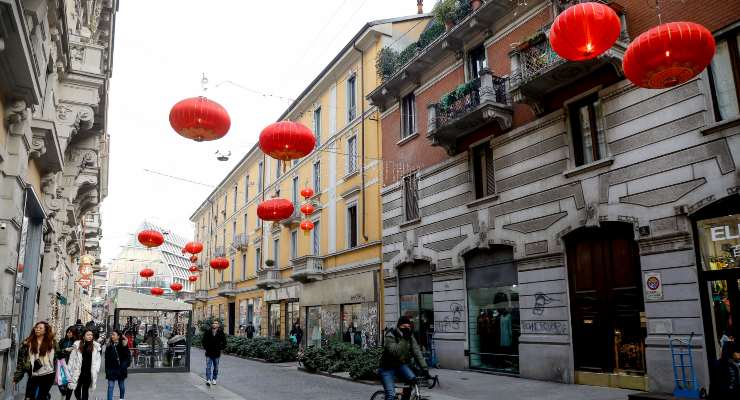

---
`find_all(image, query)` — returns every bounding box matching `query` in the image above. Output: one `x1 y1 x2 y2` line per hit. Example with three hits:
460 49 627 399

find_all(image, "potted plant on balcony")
433 0 458 31
265 259 275 268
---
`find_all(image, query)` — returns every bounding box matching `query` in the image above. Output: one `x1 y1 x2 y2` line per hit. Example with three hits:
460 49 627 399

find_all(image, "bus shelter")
108 290 192 373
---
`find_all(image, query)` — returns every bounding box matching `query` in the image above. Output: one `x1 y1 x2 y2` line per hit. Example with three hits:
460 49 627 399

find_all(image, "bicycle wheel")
370 390 389 400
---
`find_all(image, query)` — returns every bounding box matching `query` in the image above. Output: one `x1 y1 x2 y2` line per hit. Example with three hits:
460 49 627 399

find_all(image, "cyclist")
379 316 430 400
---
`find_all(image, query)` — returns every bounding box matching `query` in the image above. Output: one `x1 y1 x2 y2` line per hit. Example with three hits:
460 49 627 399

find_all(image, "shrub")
376 46 401 81
192 333 202 347
349 347 382 380
433 0 458 26
197 317 224 334
298 339 376 377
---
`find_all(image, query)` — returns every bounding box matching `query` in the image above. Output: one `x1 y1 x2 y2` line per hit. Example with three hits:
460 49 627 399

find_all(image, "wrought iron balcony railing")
232 234 249 252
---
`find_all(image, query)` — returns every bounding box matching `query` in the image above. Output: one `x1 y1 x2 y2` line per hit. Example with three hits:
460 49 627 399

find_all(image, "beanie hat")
397 316 412 327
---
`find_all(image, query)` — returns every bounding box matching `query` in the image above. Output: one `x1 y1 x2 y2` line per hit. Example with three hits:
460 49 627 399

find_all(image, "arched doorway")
464 246 519 373
398 261 434 352
565 222 646 377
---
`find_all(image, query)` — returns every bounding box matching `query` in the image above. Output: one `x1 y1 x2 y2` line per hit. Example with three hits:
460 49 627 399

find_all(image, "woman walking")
13 321 57 400
57 326 78 400
105 330 131 400
68 329 101 400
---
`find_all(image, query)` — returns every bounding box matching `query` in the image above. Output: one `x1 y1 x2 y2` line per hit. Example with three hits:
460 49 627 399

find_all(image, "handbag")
55 359 70 386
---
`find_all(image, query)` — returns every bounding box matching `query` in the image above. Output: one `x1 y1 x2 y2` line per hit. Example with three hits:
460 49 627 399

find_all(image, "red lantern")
210 257 230 271
170 282 183 292
189 265 199 273
257 198 295 222
300 187 314 199
190 255 198 263
549 2 621 61
184 241 204 254
259 121 316 161
150 287 164 296
623 21 715 89
300 220 314 232
188 275 198 282
300 203 315 216
138 230 164 248
169 97 231 142
139 268 155 279
78 277 92 288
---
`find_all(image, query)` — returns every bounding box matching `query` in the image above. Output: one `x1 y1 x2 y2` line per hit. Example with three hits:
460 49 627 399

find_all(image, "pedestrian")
201 320 226 386
13 321 57 400
378 316 430 400
74 320 84 336
709 341 740 399
289 322 303 347
56 326 78 400
68 329 101 400
105 330 131 400
245 322 256 339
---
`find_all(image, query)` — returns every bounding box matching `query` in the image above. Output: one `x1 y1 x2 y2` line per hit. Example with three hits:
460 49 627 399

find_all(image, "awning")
110 289 191 312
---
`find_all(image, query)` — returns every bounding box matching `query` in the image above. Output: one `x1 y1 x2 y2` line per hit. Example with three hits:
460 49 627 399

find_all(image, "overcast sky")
100 0 435 263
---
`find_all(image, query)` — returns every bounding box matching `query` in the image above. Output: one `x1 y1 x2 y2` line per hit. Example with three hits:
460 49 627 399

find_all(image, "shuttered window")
472 143 495 199
403 173 420 221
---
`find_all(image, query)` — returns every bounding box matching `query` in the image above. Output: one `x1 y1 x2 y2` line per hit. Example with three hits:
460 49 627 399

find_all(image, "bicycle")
370 375 439 400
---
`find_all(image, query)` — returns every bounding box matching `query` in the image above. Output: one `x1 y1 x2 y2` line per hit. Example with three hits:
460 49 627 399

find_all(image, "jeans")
25 373 55 400
107 379 125 400
205 356 220 381
379 364 416 400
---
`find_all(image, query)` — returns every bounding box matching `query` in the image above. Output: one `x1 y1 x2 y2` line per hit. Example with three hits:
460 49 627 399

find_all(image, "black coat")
105 342 131 381
202 329 226 358
709 358 740 399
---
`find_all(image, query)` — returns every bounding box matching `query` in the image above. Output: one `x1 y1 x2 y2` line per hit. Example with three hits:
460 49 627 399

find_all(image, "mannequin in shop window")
343 323 362 346
477 292 515 369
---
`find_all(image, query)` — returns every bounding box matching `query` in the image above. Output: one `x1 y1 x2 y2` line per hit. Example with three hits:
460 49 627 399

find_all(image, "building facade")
0 0 116 395
106 221 195 299
371 0 740 393
189 14 431 344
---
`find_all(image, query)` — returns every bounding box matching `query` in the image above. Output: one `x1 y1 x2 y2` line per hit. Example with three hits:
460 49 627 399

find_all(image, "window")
346 136 358 174
292 176 299 205
313 161 321 192
224 194 228 214
234 185 238 212
276 160 282 179
401 93 416 138
569 94 607 166
232 220 237 243
347 74 357 122
286 301 299 334
314 107 322 146
708 29 740 121
472 142 495 199
291 230 298 260
243 214 248 235
403 173 420 221
468 44 488 80
273 238 280 267
257 161 264 191
231 256 235 281
255 248 262 271
242 253 247 280
341 303 363 346
245 175 250 204
347 204 358 249
307 306 322 347
269 303 281 338
312 220 320 255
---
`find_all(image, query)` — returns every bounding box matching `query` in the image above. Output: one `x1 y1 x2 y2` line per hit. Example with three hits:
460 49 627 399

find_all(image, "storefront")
694 195 740 373
263 284 301 339
238 297 262 335
398 261 434 352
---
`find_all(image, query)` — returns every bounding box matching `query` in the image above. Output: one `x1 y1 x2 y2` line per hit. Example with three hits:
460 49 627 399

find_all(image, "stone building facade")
371 0 740 393
0 0 116 394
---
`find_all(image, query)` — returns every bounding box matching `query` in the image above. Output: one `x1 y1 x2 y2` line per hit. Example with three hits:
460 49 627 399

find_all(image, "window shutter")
485 147 496 196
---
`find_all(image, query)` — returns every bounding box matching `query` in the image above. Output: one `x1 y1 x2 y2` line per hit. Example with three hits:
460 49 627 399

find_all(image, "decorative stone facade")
0 0 116 393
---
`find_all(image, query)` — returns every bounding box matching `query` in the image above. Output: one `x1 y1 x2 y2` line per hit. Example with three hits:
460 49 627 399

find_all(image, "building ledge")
563 157 614 179
396 132 419 147
467 193 499 209
701 115 740 136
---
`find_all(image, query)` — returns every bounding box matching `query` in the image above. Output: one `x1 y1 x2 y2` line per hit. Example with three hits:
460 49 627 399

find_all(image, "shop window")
465 247 519 373
307 306 322 347
269 303 281 338
569 94 607 167
403 173 420 222
471 142 495 199
341 303 363 346
239 300 248 330
286 301 299 336
708 29 740 121
398 261 434 352
401 93 416 138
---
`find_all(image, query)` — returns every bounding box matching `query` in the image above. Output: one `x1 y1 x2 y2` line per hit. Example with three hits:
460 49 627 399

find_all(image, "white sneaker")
211 379 217 385
205 379 211 386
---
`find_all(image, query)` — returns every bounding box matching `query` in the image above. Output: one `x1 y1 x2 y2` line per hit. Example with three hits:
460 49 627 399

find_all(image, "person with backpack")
68 329 101 400
378 316 430 400
201 320 226 386
13 321 57 400
105 330 131 400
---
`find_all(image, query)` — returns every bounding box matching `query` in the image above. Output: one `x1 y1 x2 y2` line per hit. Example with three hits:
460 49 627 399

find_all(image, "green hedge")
193 319 297 363
299 340 382 380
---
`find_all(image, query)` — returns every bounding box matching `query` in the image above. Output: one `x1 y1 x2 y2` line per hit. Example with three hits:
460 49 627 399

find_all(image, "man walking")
201 320 226 386
245 322 255 339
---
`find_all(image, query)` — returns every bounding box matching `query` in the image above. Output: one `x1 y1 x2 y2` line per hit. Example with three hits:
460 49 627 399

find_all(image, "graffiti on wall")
532 292 560 316
521 320 568 335
320 307 340 338
434 302 464 333
360 302 378 348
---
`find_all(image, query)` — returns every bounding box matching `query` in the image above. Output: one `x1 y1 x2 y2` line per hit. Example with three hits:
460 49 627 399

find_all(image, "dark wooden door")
566 223 646 373
228 302 236 336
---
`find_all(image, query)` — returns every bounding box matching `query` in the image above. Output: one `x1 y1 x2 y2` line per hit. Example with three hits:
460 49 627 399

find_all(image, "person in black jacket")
105 330 131 400
201 320 226 386
709 341 740 399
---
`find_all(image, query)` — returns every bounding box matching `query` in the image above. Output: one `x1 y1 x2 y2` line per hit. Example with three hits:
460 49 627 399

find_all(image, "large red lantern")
300 187 314 199
210 257 230 271
300 220 314 232
623 21 715 89
300 203 315 216
170 282 183 292
188 275 198 282
549 2 621 61
169 97 231 142
139 268 155 279
189 265 199 273
257 198 295 222
184 241 204 255
259 121 316 161
150 287 165 296
138 230 164 248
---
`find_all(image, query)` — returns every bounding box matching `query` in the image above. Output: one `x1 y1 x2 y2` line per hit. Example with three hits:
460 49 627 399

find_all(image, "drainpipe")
353 41 369 242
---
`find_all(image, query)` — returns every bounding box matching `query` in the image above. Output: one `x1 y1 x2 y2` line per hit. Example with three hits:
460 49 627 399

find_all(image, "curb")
296 366 378 386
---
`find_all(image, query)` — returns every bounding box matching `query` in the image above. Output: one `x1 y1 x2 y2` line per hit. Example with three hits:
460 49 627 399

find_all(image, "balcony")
214 246 226 257
181 292 196 304
217 282 237 297
426 70 512 155
509 3 629 113
195 290 209 301
256 268 281 289
232 234 249 252
280 209 302 227
290 256 325 283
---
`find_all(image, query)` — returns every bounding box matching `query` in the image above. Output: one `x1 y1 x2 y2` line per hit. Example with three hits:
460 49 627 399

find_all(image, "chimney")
417 0 423 14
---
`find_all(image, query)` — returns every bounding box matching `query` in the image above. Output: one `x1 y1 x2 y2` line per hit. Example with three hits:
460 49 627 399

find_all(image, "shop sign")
644 272 663 301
